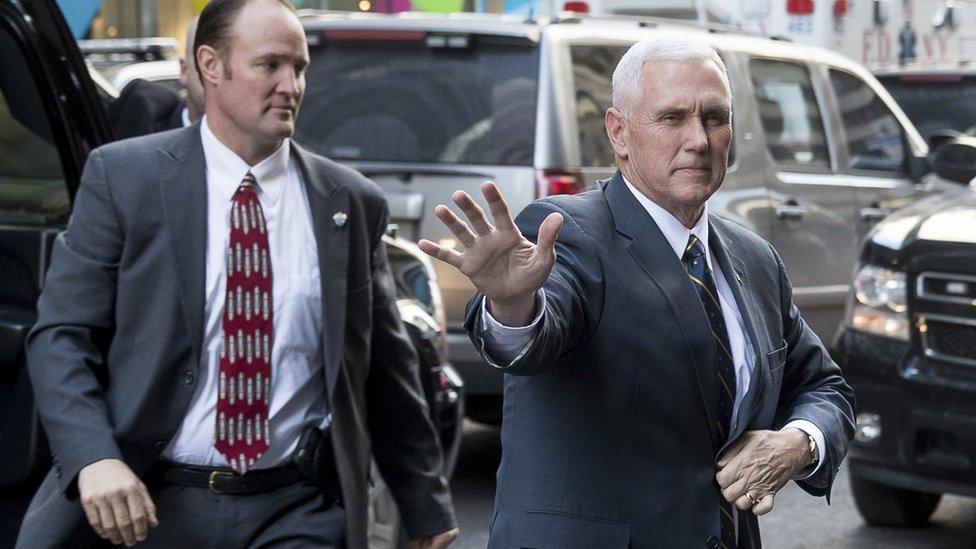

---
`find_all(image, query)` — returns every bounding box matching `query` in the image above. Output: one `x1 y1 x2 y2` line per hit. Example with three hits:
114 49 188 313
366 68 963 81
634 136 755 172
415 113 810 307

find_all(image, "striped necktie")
682 233 737 549
215 172 273 474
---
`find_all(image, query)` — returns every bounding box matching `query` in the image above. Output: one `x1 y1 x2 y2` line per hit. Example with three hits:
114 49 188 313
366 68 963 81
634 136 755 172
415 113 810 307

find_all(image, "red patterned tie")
215 172 272 474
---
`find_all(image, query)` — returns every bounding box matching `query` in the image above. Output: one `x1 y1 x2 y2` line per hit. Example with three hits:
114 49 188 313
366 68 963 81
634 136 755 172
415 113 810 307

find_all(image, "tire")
850 471 942 527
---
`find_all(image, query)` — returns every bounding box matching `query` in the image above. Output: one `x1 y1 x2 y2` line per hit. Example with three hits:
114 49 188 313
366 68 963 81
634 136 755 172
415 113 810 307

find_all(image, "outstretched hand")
418 181 562 325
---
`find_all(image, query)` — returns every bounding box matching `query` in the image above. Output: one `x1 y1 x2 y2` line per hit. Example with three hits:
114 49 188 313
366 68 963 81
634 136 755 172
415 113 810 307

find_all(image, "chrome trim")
917 313 976 368
916 272 976 306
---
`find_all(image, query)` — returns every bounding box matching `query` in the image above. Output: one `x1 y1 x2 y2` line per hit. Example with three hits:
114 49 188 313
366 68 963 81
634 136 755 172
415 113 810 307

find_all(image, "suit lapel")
293 145 349 402
708 218 769 452
604 173 723 453
158 124 208 361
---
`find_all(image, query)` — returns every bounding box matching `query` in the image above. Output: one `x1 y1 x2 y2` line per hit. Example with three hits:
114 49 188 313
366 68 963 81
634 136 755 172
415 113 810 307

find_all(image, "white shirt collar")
200 115 291 207
621 174 712 269
181 107 191 128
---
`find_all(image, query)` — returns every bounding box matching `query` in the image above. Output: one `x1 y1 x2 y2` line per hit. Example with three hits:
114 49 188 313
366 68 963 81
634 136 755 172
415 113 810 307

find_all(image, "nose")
683 117 709 152
276 69 302 98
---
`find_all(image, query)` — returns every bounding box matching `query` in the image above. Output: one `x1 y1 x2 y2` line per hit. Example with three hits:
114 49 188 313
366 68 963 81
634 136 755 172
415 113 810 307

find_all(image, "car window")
830 69 906 174
749 58 830 170
877 74 976 142
0 26 69 226
571 45 628 168
297 34 539 166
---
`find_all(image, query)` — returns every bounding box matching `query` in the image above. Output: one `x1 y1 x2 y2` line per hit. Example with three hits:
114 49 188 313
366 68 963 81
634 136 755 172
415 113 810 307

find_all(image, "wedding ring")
745 491 757 506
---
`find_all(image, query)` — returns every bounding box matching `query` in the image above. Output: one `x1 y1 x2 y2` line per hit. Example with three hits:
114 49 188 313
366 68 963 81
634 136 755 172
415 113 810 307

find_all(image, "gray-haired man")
420 35 855 548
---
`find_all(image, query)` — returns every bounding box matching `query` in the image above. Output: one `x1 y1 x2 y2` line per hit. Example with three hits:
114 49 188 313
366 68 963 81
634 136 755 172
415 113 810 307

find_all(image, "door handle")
774 201 809 220
860 206 887 222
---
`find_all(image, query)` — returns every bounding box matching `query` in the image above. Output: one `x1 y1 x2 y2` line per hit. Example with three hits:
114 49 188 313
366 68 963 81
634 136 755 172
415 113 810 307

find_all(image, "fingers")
108 493 137 546
721 473 750 509
452 190 493 236
126 481 157 541
139 482 159 528
93 496 123 545
536 212 564 255
125 488 148 542
433 204 476 248
81 499 107 539
418 239 463 269
717 436 749 469
752 493 775 516
734 491 755 512
481 181 516 232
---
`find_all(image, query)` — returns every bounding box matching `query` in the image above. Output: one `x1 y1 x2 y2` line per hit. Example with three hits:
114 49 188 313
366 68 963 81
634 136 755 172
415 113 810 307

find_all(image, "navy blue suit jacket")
465 173 855 548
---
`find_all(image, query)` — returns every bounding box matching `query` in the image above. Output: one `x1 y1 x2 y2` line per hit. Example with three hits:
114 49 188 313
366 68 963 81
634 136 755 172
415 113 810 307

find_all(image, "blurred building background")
61 0 976 69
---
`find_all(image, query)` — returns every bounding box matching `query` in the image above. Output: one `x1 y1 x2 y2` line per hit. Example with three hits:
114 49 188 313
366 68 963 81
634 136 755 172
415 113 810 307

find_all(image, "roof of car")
298 10 861 68
873 62 976 78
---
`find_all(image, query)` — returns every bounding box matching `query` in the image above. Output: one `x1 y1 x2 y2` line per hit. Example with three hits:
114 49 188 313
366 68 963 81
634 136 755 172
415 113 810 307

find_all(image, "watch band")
807 433 819 466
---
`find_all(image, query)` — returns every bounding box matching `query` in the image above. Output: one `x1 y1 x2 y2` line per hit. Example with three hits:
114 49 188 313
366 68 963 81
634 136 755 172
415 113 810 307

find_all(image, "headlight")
846 265 909 340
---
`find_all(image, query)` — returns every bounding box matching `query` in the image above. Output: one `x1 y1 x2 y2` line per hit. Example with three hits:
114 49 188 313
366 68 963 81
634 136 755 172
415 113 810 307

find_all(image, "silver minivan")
294 12 951 421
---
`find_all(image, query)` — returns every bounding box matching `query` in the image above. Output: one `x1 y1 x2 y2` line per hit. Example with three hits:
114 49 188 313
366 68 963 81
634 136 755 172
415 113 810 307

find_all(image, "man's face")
207 0 309 149
612 59 732 221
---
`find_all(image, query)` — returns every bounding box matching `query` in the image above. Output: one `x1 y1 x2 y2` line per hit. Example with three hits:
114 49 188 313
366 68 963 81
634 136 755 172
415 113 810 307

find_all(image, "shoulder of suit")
291 143 385 204
93 124 190 162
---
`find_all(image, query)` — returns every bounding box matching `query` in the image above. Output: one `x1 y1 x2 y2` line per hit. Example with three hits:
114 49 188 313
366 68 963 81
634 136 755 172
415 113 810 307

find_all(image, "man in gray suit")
420 36 854 548
20 1 457 547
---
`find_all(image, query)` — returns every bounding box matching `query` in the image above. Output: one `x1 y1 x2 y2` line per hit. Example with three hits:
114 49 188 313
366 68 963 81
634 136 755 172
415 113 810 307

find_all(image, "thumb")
536 212 564 253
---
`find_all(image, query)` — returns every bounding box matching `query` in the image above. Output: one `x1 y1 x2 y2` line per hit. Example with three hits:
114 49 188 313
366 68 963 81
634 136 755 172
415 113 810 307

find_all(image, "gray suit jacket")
19 124 455 548
465 173 855 548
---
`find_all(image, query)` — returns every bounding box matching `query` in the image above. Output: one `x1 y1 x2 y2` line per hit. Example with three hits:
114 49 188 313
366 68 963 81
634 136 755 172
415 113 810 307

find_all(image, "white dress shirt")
162 116 330 468
479 176 824 477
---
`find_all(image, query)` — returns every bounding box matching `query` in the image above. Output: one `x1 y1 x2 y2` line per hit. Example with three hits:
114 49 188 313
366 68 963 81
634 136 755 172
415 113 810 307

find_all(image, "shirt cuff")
782 420 826 481
478 289 546 364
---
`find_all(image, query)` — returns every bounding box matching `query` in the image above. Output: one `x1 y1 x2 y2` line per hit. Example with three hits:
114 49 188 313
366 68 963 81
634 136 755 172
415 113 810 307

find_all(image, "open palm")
418 181 563 308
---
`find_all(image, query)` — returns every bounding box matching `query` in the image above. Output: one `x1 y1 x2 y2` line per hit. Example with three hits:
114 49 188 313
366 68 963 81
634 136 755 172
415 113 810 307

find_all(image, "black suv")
833 137 976 527
0 1 461 546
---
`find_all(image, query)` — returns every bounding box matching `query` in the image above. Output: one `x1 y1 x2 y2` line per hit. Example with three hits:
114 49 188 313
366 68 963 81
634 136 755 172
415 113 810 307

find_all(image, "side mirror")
927 129 962 152
932 136 976 185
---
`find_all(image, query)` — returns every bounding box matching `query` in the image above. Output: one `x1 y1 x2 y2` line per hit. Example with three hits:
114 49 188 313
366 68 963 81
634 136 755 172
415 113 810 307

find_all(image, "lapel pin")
735 272 743 285
332 212 348 228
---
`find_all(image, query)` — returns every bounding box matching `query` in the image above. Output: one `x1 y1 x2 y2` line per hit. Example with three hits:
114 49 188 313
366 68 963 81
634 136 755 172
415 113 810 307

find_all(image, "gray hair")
611 35 731 117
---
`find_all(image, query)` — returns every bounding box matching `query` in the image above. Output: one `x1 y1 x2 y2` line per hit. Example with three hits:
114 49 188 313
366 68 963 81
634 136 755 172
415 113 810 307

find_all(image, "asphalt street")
450 421 976 549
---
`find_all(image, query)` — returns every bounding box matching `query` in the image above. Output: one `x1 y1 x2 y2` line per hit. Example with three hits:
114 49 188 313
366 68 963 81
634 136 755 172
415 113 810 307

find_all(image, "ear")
605 107 629 160
196 44 223 88
178 58 189 88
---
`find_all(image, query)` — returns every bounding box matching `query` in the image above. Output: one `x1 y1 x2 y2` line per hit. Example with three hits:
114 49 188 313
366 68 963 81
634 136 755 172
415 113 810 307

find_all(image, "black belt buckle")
208 470 235 494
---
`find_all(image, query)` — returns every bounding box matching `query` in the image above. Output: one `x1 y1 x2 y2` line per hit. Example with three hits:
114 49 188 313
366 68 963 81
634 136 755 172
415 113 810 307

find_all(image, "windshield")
878 75 976 141
295 34 539 166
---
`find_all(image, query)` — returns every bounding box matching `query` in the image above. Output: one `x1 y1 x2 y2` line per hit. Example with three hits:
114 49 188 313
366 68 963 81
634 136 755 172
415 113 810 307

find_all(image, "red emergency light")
563 1 590 13
833 0 848 18
787 0 814 16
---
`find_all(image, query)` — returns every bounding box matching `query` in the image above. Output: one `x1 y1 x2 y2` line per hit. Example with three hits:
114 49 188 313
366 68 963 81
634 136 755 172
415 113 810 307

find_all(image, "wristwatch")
807 434 819 466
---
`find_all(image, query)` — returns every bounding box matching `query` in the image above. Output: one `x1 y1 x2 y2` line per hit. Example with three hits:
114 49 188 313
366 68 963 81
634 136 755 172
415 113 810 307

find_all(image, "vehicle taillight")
537 169 585 198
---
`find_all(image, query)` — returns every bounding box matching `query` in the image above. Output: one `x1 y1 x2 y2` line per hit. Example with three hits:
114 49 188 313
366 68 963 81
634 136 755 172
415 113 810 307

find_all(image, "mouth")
674 167 710 174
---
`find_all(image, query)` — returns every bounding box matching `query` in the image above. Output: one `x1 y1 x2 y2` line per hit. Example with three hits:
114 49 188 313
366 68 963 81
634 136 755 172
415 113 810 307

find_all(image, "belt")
152 461 307 495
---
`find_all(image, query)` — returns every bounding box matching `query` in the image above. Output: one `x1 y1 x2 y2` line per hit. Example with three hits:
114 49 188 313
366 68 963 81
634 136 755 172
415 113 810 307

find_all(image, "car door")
824 67 947 244
0 0 109 514
746 56 858 339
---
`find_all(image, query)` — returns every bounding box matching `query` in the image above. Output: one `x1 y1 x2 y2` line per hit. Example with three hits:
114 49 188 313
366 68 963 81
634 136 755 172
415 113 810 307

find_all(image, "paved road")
450 421 976 548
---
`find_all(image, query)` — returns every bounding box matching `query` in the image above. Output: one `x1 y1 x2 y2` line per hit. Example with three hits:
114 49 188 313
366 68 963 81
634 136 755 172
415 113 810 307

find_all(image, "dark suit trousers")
69 479 345 548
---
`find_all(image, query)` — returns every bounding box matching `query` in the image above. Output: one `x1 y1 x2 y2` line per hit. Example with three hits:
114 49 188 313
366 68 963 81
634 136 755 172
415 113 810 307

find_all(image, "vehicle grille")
917 272 976 304
920 316 976 366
